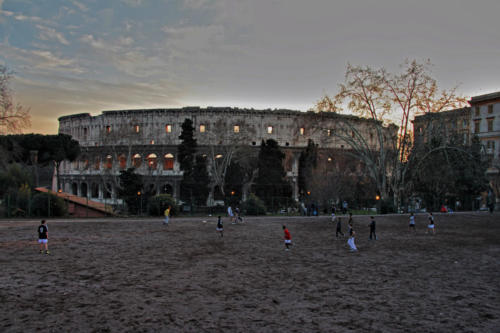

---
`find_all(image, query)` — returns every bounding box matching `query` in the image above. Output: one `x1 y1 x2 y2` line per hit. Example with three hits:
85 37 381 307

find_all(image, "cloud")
36 25 70 45
121 0 145 7
0 43 83 73
70 0 88 12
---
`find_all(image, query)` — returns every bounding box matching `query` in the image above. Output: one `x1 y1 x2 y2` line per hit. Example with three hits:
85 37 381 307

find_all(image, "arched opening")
145 183 156 196
81 183 88 197
147 153 158 169
91 183 99 198
161 183 173 195
105 155 113 169
132 153 142 168
94 156 100 170
164 153 174 170
72 183 78 195
119 154 127 169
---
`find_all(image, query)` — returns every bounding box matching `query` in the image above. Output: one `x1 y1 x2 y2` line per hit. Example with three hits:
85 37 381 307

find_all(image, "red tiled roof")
34 187 115 215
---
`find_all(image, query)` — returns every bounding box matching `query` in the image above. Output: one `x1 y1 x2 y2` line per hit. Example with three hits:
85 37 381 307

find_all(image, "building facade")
413 91 500 209
58 107 395 206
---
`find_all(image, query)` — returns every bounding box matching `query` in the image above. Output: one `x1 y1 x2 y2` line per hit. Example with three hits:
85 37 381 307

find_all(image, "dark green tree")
192 154 210 206
117 168 143 214
254 139 292 210
224 161 244 205
298 139 318 198
178 119 197 205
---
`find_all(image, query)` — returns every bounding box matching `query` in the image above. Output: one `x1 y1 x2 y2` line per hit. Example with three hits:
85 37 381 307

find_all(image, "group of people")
35 208 438 255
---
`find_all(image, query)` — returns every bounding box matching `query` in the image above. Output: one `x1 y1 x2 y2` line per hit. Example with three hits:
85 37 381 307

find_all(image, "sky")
0 0 499 134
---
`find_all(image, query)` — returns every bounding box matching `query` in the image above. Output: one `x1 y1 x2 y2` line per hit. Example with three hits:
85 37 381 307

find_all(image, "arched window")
105 155 112 169
72 183 78 195
147 153 158 169
119 154 127 169
91 183 99 198
133 154 142 168
81 183 88 197
164 153 174 170
161 183 173 195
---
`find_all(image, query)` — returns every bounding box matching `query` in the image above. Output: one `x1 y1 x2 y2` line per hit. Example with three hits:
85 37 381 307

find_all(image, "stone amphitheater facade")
58 107 391 205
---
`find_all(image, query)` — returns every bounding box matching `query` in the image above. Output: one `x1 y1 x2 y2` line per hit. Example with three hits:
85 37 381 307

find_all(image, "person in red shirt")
283 225 292 250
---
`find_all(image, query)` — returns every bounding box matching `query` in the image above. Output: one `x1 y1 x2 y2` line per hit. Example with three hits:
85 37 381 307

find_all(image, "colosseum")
58 107 393 206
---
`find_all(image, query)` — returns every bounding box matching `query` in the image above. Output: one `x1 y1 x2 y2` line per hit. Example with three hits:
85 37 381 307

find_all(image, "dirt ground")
0 212 499 332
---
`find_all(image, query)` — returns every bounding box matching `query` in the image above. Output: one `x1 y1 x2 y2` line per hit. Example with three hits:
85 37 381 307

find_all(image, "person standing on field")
369 216 377 240
38 220 49 254
283 225 292 250
409 213 416 233
164 205 171 225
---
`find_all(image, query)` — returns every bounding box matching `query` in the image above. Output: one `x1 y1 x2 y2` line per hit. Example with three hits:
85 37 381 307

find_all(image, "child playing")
336 217 344 238
164 205 171 225
409 213 416 232
283 225 292 250
38 220 49 254
427 214 435 234
347 221 357 252
369 216 377 240
216 216 224 237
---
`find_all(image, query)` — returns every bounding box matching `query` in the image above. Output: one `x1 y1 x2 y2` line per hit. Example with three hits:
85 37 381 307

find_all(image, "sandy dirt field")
0 212 499 332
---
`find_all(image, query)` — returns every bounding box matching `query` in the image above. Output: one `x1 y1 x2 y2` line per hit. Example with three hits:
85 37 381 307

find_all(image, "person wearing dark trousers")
369 216 377 240
336 217 344 239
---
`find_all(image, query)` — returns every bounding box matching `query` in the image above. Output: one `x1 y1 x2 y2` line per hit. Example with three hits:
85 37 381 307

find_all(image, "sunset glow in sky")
1 0 499 134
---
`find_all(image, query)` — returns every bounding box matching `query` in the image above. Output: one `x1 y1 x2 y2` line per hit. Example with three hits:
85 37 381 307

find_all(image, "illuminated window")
134 124 140 133
215 154 223 159
150 139 155 145
300 127 305 135
105 155 112 169
234 125 240 133
133 153 142 168
147 153 157 169
164 153 174 170
165 124 172 133
327 157 332 162
105 125 111 134
267 126 273 134
327 129 331 136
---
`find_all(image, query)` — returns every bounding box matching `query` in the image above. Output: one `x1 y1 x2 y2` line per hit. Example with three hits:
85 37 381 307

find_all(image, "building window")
94 157 100 170
327 157 332 162
487 118 494 132
215 154 223 159
105 155 112 169
267 126 273 134
300 127 305 135
150 139 155 145
147 153 157 169
164 153 174 170
488 104 493 114
327 129 331 136
132 153 142 168
234 125 240 133
475 106 480 116
83 127 88 137
105 125 111 134
134 125 140 133
119 154 127 169
165 124 172 133
474 119 481 134
200 124 206 133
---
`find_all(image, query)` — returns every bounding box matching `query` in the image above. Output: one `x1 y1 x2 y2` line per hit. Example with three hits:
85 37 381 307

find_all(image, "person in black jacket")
38 220 49 254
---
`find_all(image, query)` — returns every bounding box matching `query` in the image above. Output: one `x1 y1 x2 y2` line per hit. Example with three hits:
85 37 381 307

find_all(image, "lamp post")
375 195 381 214
137 191 142 215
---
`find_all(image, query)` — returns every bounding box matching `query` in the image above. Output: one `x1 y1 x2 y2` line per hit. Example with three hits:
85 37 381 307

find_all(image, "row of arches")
75 153 176 171
65 181 175 199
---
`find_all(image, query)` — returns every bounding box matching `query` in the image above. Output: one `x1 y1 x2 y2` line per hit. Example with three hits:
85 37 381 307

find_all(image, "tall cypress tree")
254 139 292 209
298 139 318 198
192 154 210 205
178 119 197 204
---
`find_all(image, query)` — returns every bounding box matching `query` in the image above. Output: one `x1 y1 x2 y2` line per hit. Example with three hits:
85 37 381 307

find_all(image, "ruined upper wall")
58 107 391 149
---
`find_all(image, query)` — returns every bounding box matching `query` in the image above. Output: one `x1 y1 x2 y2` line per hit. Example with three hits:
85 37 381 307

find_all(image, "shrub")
31 192 67 217
148 194 178 216
242 193 267 215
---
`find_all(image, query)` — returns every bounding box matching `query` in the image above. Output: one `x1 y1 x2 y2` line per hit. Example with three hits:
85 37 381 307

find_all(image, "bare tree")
0 65 31 134
316 60 467 210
